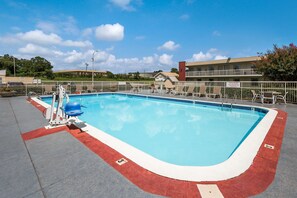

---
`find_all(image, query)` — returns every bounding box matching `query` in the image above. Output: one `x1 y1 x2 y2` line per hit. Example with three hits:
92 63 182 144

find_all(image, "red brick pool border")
24 98 287 197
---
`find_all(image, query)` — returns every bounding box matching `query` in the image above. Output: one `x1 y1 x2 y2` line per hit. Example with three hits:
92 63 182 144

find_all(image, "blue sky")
0 0 296 73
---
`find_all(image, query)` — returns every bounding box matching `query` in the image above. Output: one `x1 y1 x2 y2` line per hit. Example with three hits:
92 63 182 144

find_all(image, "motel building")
178 56 263 82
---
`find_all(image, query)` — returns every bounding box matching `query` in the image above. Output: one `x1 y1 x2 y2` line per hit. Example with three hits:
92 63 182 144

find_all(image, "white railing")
2 80 296 104
186 69 261 77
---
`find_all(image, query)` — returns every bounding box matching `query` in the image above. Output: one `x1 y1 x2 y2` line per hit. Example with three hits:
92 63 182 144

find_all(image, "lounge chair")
261 92 275 104
75 84 83 94
193 85 207 97
275 92 288 104
43 85 54 95
251 90 261 102
129 83 140 92
172 85 185 95
86 84 96 92
208 86 222 98
150 83 160 93
184 84 195 96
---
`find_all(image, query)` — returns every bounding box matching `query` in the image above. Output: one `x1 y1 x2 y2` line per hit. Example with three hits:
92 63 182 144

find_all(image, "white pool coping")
32 93 278 182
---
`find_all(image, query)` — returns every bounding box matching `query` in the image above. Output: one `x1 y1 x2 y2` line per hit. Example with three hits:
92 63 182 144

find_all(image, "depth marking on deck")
264 144 275 150
116 158 128 165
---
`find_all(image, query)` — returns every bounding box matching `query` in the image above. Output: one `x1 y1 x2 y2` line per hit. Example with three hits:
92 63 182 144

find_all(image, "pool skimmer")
116 158 128 165
264 144 274 150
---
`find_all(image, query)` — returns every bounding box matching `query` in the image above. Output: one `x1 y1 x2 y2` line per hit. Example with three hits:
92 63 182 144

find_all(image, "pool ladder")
221 94 236 110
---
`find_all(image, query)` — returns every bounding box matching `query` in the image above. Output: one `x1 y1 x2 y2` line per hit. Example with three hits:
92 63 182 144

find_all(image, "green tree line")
0 54 54 79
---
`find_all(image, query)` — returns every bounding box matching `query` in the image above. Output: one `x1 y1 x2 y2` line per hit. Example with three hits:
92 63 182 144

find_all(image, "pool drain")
116 158 128 165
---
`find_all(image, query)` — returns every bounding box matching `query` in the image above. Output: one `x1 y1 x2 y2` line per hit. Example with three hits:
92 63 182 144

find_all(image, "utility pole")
92 50 98 87
13 57 16 77
85 63 89 71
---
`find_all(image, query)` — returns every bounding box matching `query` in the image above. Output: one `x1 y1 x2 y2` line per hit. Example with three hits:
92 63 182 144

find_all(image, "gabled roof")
154 72 179 78
168 76 179 82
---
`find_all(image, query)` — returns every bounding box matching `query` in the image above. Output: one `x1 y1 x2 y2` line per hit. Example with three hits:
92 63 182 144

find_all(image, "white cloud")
64 50 84 63
95 23 124 41
14 45 176 72
18 43 65 57
63 40 92 48
192 51 213 61
18 43 50 55
0 34 19 43
35 16 79 35
158 41 180 51
36 21 57 33
109 0 136 11
17 30 62 45
142 56 154 64
62 16 79 35
159 54 173 65
189 48 227 62
1 29 93 48
82 28 93 37
214 55 228 60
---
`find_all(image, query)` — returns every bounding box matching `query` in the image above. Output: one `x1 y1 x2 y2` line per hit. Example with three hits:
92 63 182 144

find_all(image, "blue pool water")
42 94 266 166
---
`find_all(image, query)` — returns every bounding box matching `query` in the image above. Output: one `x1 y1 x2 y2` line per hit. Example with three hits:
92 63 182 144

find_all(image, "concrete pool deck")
0 96 296 197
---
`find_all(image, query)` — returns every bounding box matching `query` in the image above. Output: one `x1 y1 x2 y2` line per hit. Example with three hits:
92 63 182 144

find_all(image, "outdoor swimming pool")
40 93 277 181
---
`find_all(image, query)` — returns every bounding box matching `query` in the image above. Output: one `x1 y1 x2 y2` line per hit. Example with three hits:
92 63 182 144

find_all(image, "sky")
0 0 296 73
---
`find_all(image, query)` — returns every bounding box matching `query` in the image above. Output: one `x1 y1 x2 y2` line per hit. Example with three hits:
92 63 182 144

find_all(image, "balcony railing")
186 69 261 77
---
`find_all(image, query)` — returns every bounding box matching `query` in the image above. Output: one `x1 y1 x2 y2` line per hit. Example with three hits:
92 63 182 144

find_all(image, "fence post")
223 82 226 98
241 86 242 100
25 84 28 96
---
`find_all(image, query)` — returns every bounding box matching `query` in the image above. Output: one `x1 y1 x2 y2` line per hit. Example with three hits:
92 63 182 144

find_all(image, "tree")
30 56 54 78
255 44 297 81
153 70 163 73
170 67 179 74
106 71 114 78
0 54 21 76
134 71 140 80
0 55 54 79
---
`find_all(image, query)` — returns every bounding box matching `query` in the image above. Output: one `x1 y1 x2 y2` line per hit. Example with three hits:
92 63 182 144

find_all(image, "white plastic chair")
261 92 275 104
275 92 288 104
251 90 261 102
